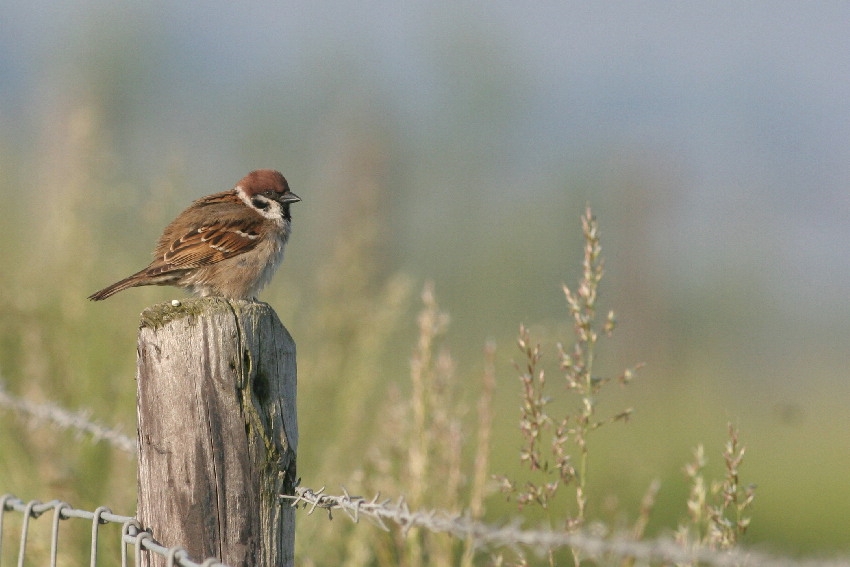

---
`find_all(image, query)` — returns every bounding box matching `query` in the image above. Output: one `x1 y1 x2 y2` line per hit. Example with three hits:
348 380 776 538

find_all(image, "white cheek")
253 199 283 224
263 200 284 222
236 186 284 223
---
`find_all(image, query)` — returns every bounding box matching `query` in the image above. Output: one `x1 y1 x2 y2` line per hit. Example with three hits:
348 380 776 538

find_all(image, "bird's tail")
88 273 145 301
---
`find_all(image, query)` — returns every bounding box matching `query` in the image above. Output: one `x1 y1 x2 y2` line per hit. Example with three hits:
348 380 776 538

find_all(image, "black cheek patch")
251 196 269 210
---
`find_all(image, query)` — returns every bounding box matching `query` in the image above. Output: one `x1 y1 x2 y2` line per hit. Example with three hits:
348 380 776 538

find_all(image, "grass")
0 104 845 565
291 206 758 566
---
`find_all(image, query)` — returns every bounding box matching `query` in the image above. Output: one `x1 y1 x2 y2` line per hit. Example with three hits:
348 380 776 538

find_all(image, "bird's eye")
251 196 269 210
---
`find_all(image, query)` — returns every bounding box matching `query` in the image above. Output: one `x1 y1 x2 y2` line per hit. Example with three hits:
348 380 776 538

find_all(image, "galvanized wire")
0 381 136 455
0 496 228 567
284 486 850 567
4 487 850 567
4 384 850 566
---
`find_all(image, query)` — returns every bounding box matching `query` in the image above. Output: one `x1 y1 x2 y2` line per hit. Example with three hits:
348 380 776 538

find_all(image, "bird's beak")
279 192 301 204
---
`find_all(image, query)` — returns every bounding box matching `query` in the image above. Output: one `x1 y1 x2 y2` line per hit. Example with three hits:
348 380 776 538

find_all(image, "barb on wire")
283 486 850 567
0 378 137 454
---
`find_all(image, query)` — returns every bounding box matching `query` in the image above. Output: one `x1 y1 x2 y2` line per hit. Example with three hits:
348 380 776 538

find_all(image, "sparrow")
89 169 300 301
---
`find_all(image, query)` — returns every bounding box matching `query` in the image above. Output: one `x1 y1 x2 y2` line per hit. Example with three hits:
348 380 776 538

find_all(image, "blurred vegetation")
2 8 850 564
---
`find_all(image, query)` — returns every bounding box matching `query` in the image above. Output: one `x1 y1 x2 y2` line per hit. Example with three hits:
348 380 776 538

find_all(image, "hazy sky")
3 1 849 310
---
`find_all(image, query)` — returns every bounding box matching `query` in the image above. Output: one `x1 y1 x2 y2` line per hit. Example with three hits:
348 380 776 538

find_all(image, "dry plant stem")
348 282 478 567
500 205 641 567
562 206 606 528
715 423 755 547
633 479 662 541
471 341 496 519
406 283 439 567
399 282 460 567
517 325 548 479
620 479 662 567
677 423 755 560
408 282 448 508
460 341 497 567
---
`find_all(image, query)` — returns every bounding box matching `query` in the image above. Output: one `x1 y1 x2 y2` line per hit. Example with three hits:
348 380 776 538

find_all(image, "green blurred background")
1 1 849 562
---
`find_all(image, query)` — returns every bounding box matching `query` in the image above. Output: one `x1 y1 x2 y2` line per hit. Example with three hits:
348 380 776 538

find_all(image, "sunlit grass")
1 102 849 565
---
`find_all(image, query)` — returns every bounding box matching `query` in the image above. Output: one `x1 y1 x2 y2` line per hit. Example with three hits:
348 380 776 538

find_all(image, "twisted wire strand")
0 380 136 455
283 486 850 567
0 496 227 567
3 488 850 567
2 382 849 567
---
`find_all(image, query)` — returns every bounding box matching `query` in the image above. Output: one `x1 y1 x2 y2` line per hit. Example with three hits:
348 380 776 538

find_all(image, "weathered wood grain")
136 298 297 567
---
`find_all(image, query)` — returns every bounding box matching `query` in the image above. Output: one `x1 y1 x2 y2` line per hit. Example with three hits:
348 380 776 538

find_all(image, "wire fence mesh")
4 488 850 567
3 380 850 567
0 495 227 567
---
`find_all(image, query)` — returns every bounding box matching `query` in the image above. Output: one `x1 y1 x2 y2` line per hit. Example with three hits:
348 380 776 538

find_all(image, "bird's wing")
136 191 269 277
164 219 262 266
145 206 265 276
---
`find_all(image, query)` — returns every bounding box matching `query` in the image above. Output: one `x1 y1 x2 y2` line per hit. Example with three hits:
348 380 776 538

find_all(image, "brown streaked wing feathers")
144 191 264 277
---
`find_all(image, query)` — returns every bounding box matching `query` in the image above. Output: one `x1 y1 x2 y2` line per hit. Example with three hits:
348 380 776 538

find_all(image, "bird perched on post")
89 169 300 301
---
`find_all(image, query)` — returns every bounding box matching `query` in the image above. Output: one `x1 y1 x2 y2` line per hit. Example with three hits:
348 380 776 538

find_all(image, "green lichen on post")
136 295 296 565
138 297 264 330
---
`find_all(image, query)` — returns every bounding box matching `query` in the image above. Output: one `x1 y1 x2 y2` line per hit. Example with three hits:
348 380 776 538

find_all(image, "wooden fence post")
136 298 298 567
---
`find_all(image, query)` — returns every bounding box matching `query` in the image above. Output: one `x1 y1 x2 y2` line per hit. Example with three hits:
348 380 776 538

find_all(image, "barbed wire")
0 379 137 455
284 486 850 567
0 495 228 567
3 385 850 566
5 487 849 567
